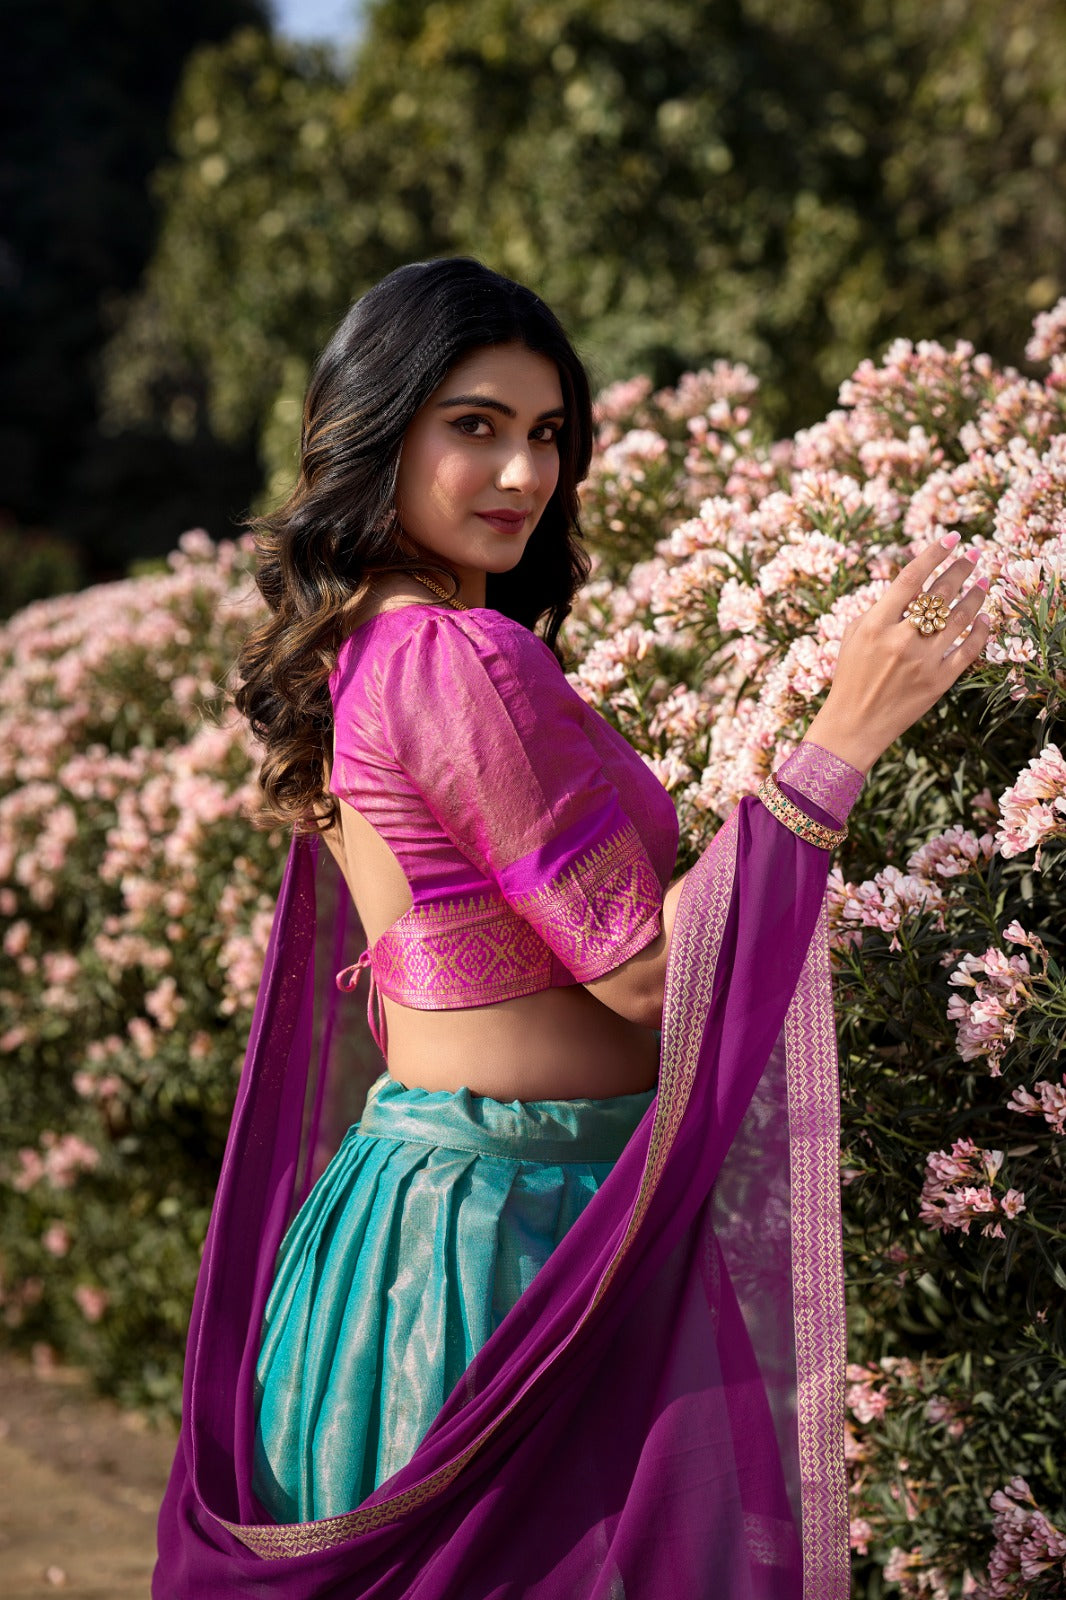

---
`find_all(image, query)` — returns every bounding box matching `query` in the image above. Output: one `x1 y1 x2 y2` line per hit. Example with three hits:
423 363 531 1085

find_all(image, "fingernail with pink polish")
964 549 980 563
941 532 961 549
976 575 990 590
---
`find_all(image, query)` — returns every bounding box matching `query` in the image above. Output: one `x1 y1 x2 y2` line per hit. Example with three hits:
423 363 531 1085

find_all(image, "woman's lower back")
382 982 661 1100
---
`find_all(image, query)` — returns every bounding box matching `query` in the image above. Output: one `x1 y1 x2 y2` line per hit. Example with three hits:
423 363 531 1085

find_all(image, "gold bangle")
756 773 848 850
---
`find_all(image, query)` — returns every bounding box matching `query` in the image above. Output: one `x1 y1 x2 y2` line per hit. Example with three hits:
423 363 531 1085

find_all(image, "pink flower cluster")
918 1139 1025 1239
0 530 258 797
839 338 995 430
0 530 274 1200
845 1355 976 1589
655 361 759 423
73 1284 109 1324
10 1131 101 1192
1025 295 1066 363
828 864 946 953
923 1394 968 1441
42 1222 71 1258
975 1479 1066 1599
591 374 653 439
882 1546 952 1600
682 399 757 496
568 625 657 700
994 744 1066 863
1007 1076 1066 1136
946 946 1034 1074
960 375 1063 455
906 825 996 881
846 1360 901 1424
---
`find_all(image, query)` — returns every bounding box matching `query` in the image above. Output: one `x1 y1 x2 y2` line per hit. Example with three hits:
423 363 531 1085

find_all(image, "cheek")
430 450 487 507
401 438 486 516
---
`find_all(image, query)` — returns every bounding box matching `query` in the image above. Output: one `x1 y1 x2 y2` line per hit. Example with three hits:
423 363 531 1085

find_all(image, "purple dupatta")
154 749 857 1599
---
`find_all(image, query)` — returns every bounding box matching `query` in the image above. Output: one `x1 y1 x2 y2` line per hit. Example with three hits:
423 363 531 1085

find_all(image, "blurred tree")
106 0 1066 469
102 31 352 466
0 0 269 576
0 524 83 620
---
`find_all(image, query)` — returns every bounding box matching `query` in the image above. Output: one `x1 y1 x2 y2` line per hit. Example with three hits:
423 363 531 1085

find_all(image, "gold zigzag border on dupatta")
216 812 741 1559
785 899 850 1600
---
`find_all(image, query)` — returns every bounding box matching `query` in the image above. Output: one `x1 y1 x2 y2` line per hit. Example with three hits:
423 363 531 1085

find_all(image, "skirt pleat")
253 1072 653 1522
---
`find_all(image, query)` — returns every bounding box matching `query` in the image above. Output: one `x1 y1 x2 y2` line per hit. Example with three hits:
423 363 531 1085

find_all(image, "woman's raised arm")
584 534 991 1026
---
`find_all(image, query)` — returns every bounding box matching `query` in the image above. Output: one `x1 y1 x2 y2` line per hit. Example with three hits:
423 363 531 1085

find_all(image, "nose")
496 443 540 494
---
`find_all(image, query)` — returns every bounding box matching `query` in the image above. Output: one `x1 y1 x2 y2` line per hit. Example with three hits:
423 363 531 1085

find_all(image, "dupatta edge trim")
785 898 850 1600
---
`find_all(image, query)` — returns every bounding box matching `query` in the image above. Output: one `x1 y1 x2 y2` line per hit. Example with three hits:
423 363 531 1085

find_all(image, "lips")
475 509 529 534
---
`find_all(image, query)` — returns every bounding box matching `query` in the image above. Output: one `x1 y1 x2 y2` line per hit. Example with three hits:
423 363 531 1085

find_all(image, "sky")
271 0 365 46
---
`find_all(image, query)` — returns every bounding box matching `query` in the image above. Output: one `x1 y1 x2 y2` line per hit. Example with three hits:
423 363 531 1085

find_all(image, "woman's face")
395 342 565 600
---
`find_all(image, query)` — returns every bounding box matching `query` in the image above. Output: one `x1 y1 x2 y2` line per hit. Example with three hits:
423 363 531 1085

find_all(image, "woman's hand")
803 533 992 774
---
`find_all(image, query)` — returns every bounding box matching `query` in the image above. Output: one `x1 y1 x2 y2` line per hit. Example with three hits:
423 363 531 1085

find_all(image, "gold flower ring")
902 591 951 635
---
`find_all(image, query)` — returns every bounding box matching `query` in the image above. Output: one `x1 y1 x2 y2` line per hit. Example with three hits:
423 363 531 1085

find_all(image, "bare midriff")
381 985 661 1101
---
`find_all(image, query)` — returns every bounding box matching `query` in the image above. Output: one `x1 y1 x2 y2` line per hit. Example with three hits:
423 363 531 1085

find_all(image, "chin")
483 546 529 575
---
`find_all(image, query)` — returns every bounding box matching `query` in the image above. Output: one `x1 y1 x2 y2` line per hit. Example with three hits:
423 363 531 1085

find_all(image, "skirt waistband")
356 1072 654 1164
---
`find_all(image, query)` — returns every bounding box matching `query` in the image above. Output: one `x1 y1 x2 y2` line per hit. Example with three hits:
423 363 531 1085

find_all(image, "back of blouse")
328 604 680 1010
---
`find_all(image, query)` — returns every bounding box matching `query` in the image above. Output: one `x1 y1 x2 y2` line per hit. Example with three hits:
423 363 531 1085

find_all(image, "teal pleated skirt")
252 1071 653 1522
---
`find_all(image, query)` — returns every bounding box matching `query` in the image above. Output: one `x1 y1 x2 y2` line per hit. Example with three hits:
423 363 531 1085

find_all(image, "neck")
416 565 486 610
458 570 487 609
365 567 487 613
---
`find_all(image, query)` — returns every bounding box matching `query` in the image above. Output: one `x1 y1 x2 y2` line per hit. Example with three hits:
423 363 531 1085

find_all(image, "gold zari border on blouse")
372 892 553 1007
370 822 663 1007
215 813 741 1558
511 820 666 979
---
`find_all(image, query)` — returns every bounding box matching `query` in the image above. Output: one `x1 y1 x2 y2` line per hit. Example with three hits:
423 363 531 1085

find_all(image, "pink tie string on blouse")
336 950 387 1053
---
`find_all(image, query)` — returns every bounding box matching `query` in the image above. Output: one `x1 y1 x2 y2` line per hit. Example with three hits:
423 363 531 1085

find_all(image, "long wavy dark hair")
233 257 594 832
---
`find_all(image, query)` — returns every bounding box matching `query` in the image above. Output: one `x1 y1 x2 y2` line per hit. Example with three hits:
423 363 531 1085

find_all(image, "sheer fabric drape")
154 745 857 1598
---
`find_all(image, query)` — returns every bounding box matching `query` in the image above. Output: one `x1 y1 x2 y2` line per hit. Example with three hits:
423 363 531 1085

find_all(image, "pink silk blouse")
327 604 681 1034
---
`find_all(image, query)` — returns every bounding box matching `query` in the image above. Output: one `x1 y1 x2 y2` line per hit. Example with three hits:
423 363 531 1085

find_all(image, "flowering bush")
3 306 1066 1586
0 532 279 1409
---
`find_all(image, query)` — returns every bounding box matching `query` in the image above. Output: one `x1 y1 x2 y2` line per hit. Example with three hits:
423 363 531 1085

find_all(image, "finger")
942 610 992 680
938 575 989 646
869 535 962 623
926 551 982 602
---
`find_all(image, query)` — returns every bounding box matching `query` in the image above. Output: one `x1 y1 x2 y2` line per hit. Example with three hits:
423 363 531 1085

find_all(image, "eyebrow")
434 393 566 422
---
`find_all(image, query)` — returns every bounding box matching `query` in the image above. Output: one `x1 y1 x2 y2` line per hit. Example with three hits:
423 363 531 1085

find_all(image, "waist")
357 1071 654 1163
379 986 662 1100
337 894 661 1091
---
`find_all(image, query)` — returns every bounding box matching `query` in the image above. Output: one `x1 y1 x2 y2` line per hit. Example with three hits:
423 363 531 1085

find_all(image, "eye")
531 422 561 445
451 414 493 437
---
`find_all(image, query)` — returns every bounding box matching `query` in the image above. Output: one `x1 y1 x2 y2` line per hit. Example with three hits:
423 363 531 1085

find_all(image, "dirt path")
0 1350 177 1599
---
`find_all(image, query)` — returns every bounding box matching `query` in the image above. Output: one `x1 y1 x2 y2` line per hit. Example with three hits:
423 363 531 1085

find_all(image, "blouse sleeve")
375 612 667 981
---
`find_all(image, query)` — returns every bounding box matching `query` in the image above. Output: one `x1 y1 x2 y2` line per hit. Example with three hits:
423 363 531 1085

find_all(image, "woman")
154 258 990 1598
